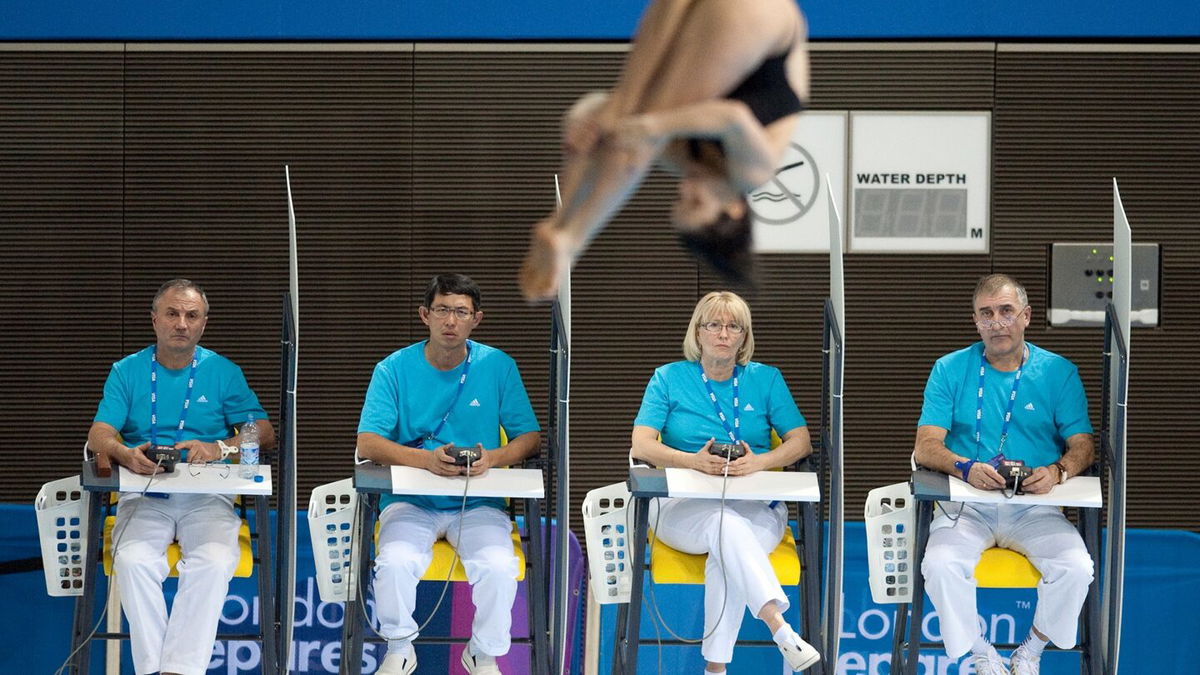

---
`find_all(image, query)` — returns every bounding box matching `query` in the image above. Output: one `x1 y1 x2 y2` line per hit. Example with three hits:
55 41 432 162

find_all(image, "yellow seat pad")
974 547 1041 588
103 516 254 578
374 521 526 582
393 425 524 581
649 526 801 586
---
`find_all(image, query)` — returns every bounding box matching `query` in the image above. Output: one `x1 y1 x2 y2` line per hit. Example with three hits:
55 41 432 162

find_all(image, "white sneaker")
376 651 416 675
776 630 820 672
971 648 1011 675
1009 645 1041 675
460 647 503 675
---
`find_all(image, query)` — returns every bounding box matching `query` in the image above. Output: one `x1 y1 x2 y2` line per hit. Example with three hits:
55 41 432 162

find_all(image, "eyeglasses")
975 306 1026 330
428 306 475 320
187 462 230 479
700 321 745 335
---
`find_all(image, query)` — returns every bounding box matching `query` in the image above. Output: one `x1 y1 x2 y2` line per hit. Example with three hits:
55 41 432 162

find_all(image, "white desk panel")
118 464 272 496
947 475 1102 508
664 469 820 502
388 466 544 499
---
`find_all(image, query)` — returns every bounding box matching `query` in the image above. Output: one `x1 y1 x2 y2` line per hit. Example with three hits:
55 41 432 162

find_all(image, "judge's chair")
307 428 550 675
35 441 276 675
867 453 1103 675
584 431 828 675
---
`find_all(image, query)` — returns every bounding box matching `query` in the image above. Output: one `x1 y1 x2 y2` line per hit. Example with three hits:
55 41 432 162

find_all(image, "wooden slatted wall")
0 43 1196 532
120 45 417 488
0 47 125 490
991 46 1200 529
809 45 1000 516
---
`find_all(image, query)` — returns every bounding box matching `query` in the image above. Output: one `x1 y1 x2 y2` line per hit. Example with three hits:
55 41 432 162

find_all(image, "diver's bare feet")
520 218 572 302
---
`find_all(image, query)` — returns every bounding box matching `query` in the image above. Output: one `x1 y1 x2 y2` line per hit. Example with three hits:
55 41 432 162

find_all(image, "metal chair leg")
891 601 910 672
341 493 377 675
902 501 933 675
69 489 105 675
253 495 278 674
525 499 550 675
1080 507 1104 675
799 502 825 675
612 602 630 675
613 497 648 675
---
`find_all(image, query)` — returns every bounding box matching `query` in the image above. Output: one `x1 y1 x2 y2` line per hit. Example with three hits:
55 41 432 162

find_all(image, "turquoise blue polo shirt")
634 360 806 454
94 345 267 454
358 339 540 512
918 341 1093 468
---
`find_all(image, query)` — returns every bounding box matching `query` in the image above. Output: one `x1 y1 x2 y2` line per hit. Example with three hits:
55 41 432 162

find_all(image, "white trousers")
649 498 790 664
374 502 519 657
112 492 240 675
922 502 1094 659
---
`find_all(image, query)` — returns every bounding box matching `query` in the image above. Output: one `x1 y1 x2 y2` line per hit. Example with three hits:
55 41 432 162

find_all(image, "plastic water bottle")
238 414 260 479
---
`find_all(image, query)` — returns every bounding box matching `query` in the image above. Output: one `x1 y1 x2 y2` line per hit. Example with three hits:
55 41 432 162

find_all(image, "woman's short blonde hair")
682 291 755 366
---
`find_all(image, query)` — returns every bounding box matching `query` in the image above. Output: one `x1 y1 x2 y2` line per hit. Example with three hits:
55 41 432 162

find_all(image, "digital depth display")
853 188 968 238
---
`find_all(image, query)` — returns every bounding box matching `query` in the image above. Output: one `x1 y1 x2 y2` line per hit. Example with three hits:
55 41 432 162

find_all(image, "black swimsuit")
728 51 803 127
687 47 805 162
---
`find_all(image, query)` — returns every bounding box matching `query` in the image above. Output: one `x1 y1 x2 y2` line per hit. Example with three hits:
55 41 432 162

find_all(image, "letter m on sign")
970 227 984 239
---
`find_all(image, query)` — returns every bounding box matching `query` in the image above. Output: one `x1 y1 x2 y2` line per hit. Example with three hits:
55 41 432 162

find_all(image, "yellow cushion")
974 547 1041 588
644 429 799 584
103 516 254 578
365 426 523 582
649 526 801 585
373 521 526 582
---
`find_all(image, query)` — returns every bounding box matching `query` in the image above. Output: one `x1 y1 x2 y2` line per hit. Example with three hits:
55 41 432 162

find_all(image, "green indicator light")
1097 277 1104 283
1109 255 1114 262
1109 277 1114 283
1092 248 1099 254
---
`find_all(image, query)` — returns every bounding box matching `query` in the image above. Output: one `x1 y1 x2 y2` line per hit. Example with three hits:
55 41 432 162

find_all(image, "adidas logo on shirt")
469 399 481 407
743 403 755 411
1024 402 1035 411
197 395 209 403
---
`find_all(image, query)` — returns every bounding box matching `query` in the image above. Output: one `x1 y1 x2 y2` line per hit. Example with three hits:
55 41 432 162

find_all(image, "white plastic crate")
581 482 633 605
307 478 360 603
864 482 916 604
35 476 88 597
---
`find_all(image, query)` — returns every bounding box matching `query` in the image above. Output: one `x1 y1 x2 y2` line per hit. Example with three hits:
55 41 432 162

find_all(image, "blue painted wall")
1 1 1198 41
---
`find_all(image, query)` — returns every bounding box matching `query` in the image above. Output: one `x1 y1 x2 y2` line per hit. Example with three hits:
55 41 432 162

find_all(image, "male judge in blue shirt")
914 274 1095 675
87 279 275 675
357 274 541 675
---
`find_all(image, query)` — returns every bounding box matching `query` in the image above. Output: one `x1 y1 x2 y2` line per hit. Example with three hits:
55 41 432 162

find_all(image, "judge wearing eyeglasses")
914 274 1096 675
631 290 820 673
357 274 541 675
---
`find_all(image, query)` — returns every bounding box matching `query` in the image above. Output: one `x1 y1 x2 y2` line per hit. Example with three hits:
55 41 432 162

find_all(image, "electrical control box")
1048 243 1160 327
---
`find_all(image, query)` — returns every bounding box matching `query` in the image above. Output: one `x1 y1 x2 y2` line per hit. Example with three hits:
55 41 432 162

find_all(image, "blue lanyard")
425 343 472 446
150 346 199 447
698 362 741 444
974 345 1026 459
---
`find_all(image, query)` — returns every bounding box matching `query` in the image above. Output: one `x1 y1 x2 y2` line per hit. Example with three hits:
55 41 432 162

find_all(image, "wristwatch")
1052 460 1069 484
